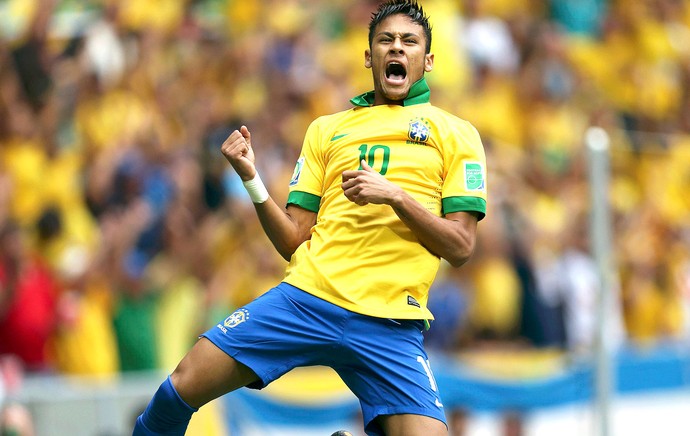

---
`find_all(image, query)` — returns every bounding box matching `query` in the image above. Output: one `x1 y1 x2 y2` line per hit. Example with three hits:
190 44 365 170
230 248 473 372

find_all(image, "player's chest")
323 114 444 183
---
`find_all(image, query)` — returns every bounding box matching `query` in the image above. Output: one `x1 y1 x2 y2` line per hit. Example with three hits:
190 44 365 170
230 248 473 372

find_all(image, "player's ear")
364 49 372 69
424 53 434 72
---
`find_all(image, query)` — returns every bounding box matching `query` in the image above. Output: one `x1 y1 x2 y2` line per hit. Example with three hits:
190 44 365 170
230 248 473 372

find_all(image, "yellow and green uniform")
284 78 487 320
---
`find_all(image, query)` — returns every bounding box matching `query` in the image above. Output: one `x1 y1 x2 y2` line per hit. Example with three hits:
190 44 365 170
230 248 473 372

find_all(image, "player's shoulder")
305 108 358 139
426 104 471 124
425 104 480 135
312 108 355 126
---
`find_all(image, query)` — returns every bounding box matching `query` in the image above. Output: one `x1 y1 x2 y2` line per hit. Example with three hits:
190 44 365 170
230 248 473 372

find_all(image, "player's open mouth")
385 62 407 84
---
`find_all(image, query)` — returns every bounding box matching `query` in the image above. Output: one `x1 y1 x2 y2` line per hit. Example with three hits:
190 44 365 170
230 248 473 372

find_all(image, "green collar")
350 77 431 107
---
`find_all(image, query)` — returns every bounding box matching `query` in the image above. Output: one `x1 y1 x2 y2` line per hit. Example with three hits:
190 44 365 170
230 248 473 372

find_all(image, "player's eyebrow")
377 31 419 39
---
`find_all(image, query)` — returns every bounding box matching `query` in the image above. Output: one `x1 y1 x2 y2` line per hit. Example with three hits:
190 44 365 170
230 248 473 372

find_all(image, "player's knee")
168 338 259 408
169 356 191 389
167 344 209 408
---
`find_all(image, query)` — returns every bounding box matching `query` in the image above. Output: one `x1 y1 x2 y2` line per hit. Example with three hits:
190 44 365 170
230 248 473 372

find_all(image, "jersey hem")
282 280 435 321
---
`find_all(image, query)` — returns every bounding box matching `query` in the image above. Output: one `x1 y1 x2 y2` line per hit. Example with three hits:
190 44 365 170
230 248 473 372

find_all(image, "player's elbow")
276 237 307 261
446 251 472 268
277 248 294 262
445 240 475 268
274 241 298 261
268 228 310 262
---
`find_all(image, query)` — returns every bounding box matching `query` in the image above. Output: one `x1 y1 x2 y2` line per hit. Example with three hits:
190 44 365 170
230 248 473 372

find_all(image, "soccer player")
133 1 487 435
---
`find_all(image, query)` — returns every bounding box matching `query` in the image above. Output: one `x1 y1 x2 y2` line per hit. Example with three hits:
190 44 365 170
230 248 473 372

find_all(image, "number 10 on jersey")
358 144 390 175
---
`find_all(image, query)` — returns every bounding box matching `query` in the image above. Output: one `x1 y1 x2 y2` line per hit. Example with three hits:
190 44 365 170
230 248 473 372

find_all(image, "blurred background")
0 0 689 435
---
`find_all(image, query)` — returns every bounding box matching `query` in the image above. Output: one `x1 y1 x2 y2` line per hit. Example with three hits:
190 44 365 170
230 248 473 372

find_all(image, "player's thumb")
360 159 374 172
240 125 251 144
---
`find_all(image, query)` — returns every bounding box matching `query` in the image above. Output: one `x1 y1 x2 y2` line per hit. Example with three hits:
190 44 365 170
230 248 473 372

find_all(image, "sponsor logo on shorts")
222 308 250 329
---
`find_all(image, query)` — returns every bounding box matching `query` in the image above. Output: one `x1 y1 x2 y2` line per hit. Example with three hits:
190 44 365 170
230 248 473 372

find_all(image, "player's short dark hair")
368 0 432 53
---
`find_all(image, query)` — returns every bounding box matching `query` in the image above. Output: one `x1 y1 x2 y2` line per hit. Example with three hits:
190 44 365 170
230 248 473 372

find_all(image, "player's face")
365 14 433 105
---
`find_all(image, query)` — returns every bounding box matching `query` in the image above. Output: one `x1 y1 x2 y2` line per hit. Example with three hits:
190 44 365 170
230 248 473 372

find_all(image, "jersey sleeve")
286 117 327 212
441 121 488 220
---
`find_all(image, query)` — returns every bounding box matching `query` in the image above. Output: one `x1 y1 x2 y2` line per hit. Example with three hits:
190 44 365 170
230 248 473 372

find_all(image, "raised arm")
221 126 316 260
342 160 478 267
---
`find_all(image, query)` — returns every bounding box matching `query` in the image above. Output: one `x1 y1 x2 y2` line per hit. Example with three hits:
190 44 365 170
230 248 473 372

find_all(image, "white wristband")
242 173 269 204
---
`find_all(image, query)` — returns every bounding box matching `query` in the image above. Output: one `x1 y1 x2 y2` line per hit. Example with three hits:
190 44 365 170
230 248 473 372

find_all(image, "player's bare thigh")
377 413 448 436
169 337 260 409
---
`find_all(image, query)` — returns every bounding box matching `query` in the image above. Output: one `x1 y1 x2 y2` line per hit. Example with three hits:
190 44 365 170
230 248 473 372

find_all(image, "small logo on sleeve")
289 157 305 186
464 162 485 191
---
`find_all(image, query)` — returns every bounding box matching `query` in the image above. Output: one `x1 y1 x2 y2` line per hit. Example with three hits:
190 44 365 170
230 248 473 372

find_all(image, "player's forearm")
390 193 477 267
253 199 306 261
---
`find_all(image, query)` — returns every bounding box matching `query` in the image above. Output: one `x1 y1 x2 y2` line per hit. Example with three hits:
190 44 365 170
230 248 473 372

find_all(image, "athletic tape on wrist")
242 173 269 203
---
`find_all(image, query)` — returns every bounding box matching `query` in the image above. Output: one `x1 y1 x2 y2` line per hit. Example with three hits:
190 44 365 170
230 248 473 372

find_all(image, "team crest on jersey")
289 157 305 186
407 118 430 144
223 308 250 328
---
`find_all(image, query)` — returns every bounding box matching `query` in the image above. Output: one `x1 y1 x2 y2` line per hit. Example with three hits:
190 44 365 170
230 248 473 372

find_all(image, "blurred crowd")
0 0 689 389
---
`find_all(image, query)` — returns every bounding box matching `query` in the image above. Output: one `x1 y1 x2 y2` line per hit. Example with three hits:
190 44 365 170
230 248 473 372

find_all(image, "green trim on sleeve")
442 196 487 221
287 191 321 213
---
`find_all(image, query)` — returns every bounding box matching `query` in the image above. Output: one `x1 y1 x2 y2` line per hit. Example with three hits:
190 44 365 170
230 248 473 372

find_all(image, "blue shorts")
201 282 447 435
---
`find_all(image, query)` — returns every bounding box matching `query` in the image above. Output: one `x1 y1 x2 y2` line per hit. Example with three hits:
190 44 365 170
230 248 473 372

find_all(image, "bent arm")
220 125 316 260
391 197 478 267
342 160 478 267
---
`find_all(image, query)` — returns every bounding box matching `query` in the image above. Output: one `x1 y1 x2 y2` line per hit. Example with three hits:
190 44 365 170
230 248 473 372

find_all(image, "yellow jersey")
284 78 487 320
